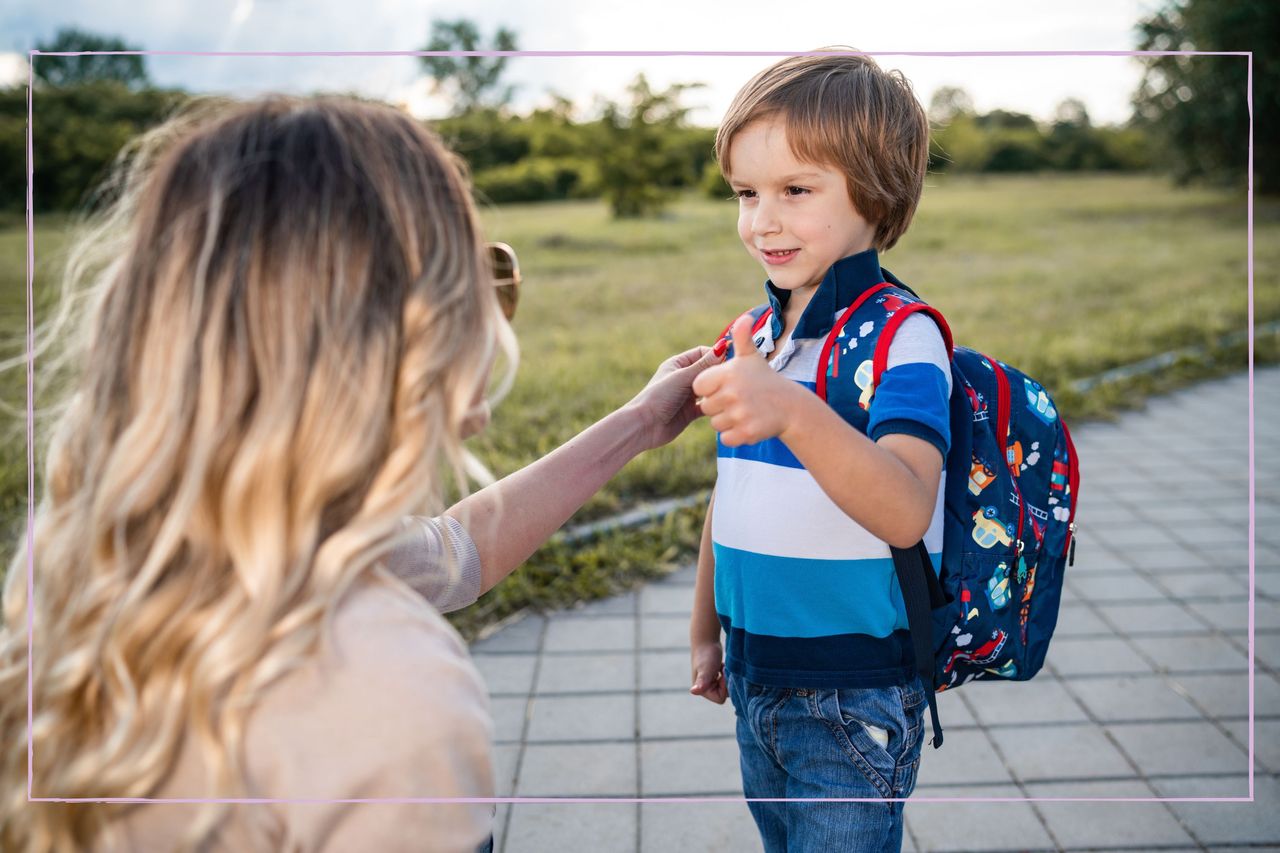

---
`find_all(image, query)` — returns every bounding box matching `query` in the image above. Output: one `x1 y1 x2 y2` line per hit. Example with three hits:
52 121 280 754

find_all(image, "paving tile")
639 691 736 739
1026 780 1195 849
1168 672 1272 719
535 652 636 695
1252 719 1280 773
639 614 690 650
907 785 1055 852
640 738 744 796
473 653 538 697
639 584 694 616
963 677 1089 726
1151 774 1280 845
1093 522 1189 549
1155 569 1249 600
491 696 531 744
639 650 691 692
563 591 638 617
1167 521 1252 547
934 687 980 730
1258 629 1280 671
1105 720 1247 777
1067 675 1202 723
652 564 696 586
1045 637 1156 677
1181 599 1259 632
525 693 636 743
1095 601 1197 633
504 803 637 853
472 614 545 653
515 743 637 797
1128 634 1247 673
639 802 763 853
992 723 1136 782
542 616 636 653
1053 602 1111 637
1127 547 1215 572
1069 572 1170 603
493 744 520 797
914 728 1015 787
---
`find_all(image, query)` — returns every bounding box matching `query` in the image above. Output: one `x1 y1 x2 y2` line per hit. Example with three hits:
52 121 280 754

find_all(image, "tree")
418 19 518 114
33 27 148 89
592 74 702 218
928 86 975 125
1133 0 1276 192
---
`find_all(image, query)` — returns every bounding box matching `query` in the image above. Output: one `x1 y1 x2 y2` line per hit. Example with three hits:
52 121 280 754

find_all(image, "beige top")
98 517 494 853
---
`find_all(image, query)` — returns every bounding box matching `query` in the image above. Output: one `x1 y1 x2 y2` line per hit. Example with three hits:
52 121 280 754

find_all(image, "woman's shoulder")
248 579 492 775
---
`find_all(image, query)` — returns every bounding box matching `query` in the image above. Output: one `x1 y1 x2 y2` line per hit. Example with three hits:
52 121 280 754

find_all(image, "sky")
1 0 1173 126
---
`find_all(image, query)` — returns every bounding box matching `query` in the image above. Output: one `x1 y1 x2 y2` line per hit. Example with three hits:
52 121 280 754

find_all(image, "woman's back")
97 576 494 852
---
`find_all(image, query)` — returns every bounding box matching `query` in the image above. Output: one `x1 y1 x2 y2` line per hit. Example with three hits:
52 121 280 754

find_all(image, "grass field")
2 174 1277 635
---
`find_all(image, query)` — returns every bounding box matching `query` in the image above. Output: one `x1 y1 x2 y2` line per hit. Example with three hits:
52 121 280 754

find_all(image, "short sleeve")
382 515 482 613
866 313 953 458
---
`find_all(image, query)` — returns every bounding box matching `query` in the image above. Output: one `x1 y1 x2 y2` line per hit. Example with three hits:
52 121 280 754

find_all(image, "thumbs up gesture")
692 314 804 447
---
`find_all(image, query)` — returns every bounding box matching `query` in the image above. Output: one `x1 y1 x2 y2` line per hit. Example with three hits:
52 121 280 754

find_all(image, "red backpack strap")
714 306 773 358
870 302 955 388
815 282 897 401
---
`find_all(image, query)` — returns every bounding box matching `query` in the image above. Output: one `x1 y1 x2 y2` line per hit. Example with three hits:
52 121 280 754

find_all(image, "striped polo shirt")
713 249 952 689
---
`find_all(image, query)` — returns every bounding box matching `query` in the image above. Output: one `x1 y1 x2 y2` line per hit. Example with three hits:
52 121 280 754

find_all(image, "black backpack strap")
891 541 947 749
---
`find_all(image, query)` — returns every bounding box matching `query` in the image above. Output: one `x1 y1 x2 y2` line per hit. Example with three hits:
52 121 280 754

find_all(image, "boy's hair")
715 48 930 252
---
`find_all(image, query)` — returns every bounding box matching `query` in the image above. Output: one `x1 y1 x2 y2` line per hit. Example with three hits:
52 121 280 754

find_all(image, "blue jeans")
727 672 926 853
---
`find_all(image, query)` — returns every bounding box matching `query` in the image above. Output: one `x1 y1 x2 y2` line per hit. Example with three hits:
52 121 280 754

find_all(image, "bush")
471 156 600 204
700 160 731 199
2 82 189 213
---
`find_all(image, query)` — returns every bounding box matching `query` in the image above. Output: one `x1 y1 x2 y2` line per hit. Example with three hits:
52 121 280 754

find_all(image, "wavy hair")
0 95 516 850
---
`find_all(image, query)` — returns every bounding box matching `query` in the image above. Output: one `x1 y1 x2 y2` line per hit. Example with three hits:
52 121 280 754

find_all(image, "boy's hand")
690 641 728 704
692 315 802 447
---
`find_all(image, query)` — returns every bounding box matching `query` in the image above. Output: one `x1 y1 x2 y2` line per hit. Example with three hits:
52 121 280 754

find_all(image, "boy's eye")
734 189 757 199
785 186 810 196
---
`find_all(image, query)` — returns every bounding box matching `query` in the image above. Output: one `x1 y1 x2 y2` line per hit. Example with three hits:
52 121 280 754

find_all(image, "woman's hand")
628 345 724 451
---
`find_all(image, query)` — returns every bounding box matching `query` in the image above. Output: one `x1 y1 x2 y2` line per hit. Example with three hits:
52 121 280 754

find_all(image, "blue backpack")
718 277 1080 749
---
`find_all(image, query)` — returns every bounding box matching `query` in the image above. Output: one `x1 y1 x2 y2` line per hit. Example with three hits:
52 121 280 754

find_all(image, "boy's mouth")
761 248 799 265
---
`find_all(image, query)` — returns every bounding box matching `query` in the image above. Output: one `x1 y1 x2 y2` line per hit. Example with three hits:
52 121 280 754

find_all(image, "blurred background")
1 0 1275 634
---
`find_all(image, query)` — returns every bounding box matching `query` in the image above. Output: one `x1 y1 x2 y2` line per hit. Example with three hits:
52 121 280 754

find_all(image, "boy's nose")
751 200 782 236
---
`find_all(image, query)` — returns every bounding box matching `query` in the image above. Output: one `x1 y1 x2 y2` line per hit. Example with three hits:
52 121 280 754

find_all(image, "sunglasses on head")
486 242 521 320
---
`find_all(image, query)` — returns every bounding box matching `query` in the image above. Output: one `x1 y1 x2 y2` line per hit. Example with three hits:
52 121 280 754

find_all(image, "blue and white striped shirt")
713 249 952 688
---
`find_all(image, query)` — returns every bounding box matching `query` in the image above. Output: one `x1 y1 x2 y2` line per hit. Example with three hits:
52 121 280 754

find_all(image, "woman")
0 95 718 851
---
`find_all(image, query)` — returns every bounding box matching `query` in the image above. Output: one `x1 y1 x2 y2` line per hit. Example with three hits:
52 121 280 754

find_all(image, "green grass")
3 174 1277 638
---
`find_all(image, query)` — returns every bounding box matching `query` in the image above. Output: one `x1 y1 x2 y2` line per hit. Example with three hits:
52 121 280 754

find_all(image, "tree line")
4 1 1273 219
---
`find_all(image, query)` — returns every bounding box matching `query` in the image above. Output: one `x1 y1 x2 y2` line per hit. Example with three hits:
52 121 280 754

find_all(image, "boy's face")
727 117 877 296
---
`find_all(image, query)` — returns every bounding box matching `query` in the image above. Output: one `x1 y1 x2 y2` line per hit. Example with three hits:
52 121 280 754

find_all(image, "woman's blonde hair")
715 49 930 252
0 95 515 850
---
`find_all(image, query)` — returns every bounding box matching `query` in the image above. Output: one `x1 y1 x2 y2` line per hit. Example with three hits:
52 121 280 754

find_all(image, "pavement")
469 366 1280 853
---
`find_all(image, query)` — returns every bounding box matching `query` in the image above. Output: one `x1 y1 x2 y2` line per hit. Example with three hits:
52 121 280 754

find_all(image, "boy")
689 50 949 852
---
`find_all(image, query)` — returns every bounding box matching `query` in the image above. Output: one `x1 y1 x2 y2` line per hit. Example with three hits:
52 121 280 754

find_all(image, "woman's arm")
448 345 720 596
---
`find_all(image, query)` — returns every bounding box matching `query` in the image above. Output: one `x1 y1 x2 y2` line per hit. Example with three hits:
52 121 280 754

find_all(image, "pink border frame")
24 48 1255 806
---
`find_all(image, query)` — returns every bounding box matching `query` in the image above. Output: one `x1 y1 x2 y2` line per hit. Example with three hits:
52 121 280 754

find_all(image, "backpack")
717 278 1080 749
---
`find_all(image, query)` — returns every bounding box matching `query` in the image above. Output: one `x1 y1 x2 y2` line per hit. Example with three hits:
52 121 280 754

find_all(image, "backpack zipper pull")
1067 523 1078 566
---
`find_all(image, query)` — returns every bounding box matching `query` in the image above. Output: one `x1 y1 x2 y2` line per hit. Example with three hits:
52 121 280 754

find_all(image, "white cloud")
0 53 27 87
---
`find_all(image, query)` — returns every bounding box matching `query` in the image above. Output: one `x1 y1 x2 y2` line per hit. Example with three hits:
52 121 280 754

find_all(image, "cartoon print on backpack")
852 359 874 410
986 562 1011 611
1024 377 1058 424
969 456 996 496
972 506 1015 549
966 384 990 423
